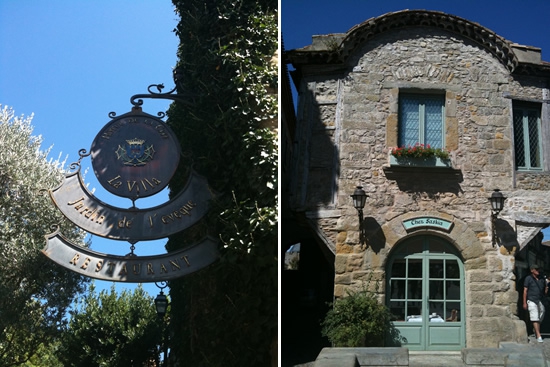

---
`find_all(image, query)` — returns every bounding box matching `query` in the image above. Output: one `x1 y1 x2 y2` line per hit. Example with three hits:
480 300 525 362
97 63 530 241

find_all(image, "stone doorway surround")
364 211 528 348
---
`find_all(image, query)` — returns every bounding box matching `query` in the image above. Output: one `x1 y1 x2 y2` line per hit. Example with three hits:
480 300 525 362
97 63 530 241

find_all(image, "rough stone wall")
293 26 550 347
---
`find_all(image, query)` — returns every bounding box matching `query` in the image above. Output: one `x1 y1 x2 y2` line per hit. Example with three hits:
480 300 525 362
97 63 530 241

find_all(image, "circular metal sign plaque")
91 110 180 200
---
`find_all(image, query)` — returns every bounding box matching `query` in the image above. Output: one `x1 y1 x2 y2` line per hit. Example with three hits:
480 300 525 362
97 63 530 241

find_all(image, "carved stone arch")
340 10 519 72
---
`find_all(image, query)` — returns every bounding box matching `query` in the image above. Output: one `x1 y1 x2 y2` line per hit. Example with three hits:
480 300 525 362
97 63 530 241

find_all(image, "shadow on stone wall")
281 61 339 366
495 218 519 249
362 216 386 253
384 168 464 198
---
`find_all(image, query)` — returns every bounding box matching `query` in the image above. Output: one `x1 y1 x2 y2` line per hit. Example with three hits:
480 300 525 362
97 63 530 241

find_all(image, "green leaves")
0 105 88 366
57 284 163 367
321 289 395 347
166 0 277 365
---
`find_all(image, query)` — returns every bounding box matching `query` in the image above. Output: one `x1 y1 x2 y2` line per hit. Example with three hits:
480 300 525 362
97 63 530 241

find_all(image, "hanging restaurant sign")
42 89 220 282
43 228 219 282
49 168 214 241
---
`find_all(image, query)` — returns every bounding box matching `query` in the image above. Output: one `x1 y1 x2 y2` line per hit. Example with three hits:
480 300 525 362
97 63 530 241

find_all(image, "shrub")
321 289 395 347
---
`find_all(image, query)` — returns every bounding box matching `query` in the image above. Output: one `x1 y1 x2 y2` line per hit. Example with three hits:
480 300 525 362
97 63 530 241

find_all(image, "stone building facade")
284 10 550 351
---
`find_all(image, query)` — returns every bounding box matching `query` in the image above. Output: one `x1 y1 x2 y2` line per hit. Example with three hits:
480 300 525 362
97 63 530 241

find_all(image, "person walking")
523 264 549 342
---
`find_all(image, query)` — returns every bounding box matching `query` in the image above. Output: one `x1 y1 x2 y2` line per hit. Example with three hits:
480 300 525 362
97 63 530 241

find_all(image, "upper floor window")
399 94 445 148
513 103 542 171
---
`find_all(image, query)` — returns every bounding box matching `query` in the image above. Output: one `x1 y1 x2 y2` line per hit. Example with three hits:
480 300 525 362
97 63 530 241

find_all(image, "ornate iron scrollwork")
130 82 196 112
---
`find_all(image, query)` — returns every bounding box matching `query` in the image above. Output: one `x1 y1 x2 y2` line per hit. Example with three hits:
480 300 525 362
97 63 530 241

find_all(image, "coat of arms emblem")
116 138 155 166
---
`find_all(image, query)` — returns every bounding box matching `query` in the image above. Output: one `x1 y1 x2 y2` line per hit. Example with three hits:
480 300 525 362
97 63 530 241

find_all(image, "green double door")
386 235 465 350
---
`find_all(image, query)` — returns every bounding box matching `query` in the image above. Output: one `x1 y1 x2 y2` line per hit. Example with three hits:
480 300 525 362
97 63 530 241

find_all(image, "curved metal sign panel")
402 217 454 232
50 169 215 241
42 229 219 282
90 110 181 199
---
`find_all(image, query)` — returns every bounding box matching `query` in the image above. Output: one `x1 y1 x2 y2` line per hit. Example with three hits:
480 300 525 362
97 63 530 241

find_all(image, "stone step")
311 345 547 367
409 351 466 367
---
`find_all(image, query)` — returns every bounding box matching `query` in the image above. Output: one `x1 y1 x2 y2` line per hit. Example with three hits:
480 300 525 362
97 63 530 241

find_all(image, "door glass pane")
429 280 444 300
407 279 422 300
446 260 460 279
408 259 422 278
390 279 406 299
446 281 461 300
429 259 444 278
407 300 422 319
428 302 445 322
446 302 461 322
392 260 406 277
389 301 405 321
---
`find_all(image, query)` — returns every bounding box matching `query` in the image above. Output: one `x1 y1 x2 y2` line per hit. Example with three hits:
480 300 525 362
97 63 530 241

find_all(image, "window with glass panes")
399 94 445 148
513 104 542 171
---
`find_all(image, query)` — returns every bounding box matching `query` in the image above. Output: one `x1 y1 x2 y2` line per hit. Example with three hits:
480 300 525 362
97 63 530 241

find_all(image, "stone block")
333 284 346 298
468 270 492 283
315 347 408 366
335 255 347 274
485 306 506 317
346 254 364 272
468 306 484 317
464 257 488 270
335 273 353 285
493 290 518 306
461 348 507 365
471 291 493 305
337 243 354 254
314 348 358 367
355 347 408 366
502 344 546 367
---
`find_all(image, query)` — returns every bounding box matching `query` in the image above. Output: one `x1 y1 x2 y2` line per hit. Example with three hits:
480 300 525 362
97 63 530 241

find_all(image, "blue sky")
0 1 180 296
282 0 550 61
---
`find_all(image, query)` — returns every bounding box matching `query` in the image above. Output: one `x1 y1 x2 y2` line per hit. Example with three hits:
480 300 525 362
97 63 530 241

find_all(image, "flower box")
390 155 451 167
390 144 451 168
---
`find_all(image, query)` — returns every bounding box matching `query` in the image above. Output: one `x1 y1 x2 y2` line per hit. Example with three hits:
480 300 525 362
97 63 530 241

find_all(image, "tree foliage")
57 284 163 367
0 105 88 366
165 0 277 365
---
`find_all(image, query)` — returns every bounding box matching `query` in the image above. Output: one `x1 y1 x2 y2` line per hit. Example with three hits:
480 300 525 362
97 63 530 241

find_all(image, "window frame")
398 92 446 149
513 103 543 171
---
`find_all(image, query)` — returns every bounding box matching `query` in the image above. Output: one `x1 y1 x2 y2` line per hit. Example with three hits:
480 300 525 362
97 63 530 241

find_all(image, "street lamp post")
155 282 169 367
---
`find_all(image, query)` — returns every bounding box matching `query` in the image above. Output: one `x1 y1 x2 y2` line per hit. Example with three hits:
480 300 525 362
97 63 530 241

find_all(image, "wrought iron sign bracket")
130 68 196 107
130 82 196 111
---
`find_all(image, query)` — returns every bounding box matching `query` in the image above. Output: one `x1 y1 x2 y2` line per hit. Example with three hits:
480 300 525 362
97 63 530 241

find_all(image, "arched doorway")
386 235 465 350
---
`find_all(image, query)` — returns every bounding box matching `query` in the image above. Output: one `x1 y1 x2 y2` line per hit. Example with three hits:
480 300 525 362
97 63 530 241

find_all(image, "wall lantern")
351 186 368 246
351 186 368 222
489 189 506 246
154 282 169 319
